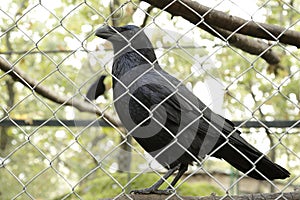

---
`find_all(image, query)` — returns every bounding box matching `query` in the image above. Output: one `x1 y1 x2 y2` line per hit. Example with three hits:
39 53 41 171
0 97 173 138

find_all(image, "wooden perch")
142 0 300 65
105 191 300 200
0 56 121 127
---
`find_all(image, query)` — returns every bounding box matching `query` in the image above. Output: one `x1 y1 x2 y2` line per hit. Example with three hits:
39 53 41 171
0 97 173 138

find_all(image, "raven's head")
95 25 153 53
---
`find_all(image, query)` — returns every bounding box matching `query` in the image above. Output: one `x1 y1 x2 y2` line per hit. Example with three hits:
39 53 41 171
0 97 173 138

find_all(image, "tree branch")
110 192 300 200
143 0 300 47
142 0 300 65
0 56 121 127
141 5 154 28
201 25 280 64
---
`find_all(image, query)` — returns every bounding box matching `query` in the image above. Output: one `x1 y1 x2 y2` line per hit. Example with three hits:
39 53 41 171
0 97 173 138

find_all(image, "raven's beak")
95 25 116 39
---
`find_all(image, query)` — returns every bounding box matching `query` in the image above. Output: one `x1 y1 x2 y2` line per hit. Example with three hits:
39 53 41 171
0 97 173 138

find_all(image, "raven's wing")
128 79 205 162
131 74 196 125
155 70 237 136
128 71 233 156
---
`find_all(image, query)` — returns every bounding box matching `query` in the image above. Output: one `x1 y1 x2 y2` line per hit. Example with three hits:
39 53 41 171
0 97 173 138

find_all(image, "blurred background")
0 0 299 199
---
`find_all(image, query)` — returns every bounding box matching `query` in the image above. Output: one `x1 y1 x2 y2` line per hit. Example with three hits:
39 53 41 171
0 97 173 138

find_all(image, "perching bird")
85 75 107 101
95 25 290 194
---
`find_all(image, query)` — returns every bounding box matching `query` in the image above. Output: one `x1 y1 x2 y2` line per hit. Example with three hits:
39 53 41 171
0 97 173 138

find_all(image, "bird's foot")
130 188 174 195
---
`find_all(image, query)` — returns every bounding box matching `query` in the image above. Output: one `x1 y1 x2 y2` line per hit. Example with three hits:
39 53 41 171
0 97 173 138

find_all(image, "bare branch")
142 0 300 47
201 25 280 64
141 5 154 28
109 0 121 27
0 56 121 127
141 0 300 65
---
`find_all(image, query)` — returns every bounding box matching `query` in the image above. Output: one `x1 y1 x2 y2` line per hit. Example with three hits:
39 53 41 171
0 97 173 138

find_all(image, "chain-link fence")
0 0 300 199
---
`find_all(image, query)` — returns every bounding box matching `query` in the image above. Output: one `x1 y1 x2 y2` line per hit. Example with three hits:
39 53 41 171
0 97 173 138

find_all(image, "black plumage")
95 25 290 194
85 75 107 101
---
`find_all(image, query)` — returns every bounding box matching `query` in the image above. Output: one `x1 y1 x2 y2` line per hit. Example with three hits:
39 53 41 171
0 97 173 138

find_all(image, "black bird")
95 25 290 194
85 75 107 101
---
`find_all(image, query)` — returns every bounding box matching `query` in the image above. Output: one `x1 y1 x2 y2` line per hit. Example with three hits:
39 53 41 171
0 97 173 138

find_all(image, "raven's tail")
213 133 290 180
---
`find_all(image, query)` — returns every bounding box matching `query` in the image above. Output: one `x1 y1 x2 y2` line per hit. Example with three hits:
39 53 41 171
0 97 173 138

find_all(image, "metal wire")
0 0 299 199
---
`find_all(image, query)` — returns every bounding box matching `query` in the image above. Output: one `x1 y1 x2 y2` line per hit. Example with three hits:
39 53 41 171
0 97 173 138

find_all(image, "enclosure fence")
0 0 300 200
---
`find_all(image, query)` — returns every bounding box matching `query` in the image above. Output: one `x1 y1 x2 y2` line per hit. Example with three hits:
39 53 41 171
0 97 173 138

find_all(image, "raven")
85 75 107 101
95 25 290 194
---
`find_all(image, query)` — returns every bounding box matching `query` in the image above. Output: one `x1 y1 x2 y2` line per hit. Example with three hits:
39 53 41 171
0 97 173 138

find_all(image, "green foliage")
0 0 299 199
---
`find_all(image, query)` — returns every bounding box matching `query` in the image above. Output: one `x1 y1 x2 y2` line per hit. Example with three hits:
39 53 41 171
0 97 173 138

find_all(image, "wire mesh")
0 0 299 199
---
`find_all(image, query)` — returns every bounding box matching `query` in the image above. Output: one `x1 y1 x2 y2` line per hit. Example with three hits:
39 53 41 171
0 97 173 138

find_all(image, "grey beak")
95 25 115 39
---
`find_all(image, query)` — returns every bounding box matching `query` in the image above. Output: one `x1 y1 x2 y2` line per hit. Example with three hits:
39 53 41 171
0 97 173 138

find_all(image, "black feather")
85 75 106 101
95 25 290 183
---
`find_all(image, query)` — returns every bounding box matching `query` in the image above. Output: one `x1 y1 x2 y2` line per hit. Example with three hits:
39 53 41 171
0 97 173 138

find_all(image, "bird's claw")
130 188 174 195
